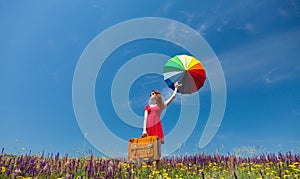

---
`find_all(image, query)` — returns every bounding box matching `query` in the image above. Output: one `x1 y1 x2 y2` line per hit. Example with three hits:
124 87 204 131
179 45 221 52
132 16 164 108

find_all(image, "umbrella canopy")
163 55 206 94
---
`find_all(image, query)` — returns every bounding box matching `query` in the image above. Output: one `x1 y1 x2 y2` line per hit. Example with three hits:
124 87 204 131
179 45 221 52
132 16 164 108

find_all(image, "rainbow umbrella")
163 55 206 94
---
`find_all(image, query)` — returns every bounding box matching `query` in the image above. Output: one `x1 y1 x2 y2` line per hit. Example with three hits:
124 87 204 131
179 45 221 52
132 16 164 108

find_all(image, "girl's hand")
164 81 182 107
142 133 148 138
174 81 182 89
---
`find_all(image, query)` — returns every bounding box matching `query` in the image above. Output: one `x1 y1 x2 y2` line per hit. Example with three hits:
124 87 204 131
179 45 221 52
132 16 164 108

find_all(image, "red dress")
145 105 165 144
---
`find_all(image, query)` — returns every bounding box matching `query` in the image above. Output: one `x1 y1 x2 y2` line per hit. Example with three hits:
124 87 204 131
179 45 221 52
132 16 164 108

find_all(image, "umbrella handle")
174 81 182 89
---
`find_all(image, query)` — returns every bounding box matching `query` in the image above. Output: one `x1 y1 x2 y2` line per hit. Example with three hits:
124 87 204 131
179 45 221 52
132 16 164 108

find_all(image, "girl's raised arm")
164 82 181 108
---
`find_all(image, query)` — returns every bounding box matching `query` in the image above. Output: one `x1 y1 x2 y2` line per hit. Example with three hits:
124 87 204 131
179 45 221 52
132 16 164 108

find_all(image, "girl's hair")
152 90 164 109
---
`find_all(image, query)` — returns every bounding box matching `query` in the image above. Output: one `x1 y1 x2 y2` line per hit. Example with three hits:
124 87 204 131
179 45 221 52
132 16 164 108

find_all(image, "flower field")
1 148 300 179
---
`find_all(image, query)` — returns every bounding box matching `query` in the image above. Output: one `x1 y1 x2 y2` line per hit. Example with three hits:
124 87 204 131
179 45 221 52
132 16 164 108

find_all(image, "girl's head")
150 90 164 109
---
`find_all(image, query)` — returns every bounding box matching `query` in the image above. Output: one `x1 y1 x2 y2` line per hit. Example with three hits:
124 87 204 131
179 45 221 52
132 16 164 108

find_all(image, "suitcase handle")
129 136 158 143
141 133 148 138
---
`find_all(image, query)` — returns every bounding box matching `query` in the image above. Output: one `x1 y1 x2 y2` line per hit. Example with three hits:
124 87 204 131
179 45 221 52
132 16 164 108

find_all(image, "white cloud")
47 39 55 49
244 23 255 33
216 19 229 32
192 1 294 36
165 22 178 40
179 10 196 25
289 0 300 15
292 109 300 116
198 23 208 36
162 1 173 14
218 29 300 87
262 67 299 84
278 8 288 17
156 1 264 36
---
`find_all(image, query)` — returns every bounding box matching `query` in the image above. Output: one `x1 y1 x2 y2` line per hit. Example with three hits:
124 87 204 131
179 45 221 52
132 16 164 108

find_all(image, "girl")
142 82 181 144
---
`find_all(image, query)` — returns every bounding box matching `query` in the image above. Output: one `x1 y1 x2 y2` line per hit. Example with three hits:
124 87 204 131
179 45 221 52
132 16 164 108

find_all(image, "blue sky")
1 0 299 157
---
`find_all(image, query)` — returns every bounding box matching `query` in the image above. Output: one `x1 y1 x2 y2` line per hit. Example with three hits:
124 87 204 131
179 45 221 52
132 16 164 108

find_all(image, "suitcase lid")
129 136 159 143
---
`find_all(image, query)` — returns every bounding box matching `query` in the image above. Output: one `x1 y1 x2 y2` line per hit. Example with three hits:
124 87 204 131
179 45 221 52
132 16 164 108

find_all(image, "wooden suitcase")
128 136 161 161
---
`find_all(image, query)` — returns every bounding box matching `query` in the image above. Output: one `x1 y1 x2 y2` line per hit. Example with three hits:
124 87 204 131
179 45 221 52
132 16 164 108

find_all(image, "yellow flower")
293 168 300 172
293 162 300 165
152 170 160 175
254 164 262 168
176 162 183 167
142 165 147 169
279 161 284 168
1 166 6 173
122 163 129 169
289 164 296 169
162 173 168 177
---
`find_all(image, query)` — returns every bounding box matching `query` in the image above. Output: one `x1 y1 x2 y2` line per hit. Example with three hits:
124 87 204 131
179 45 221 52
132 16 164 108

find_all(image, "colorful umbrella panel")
163 55 206 94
